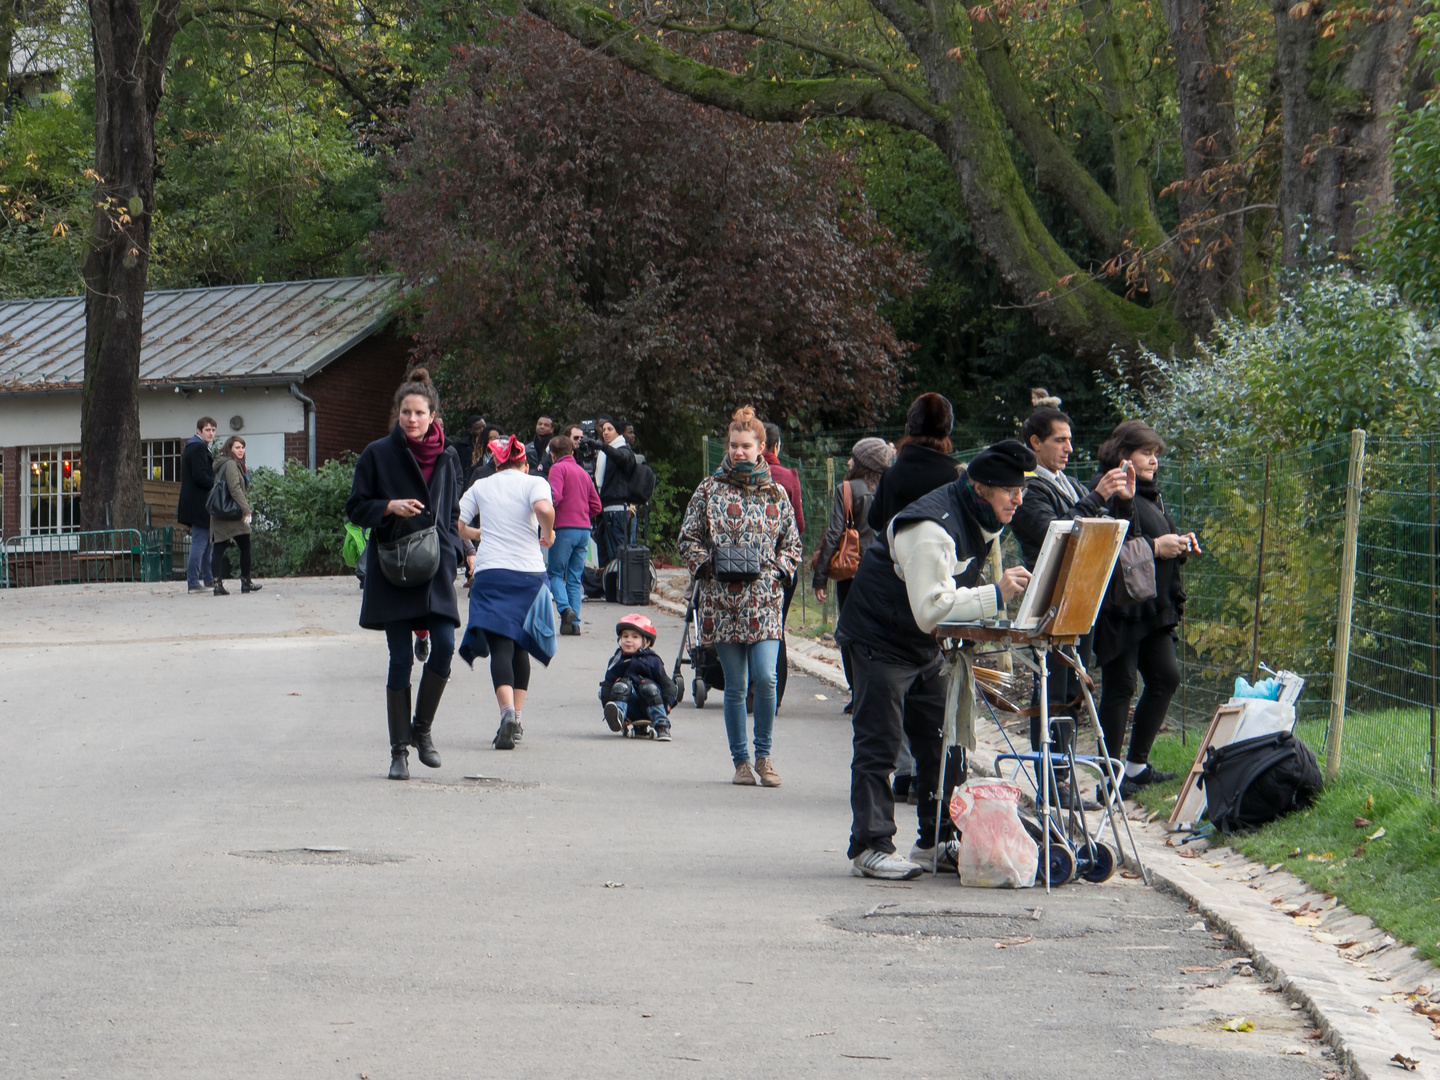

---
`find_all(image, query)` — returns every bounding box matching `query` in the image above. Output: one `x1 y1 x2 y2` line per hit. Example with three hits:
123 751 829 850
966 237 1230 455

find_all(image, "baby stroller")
671 586 724 707
671 579 787 710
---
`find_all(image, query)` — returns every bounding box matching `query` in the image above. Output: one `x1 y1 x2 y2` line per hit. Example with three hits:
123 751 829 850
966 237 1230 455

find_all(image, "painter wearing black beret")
836 438 1035 880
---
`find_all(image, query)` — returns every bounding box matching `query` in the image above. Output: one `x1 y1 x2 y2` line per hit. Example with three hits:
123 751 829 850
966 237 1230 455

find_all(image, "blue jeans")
384 617 455 690
186 525 213 588
613 687 669 726
715 639 781 764
547 527 590 614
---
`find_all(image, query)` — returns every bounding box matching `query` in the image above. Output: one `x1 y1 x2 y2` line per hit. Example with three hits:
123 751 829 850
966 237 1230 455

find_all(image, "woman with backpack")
812 437 893 709
345 368 464 781
1092 419 1201 800
678 407 803 787
209 435 260 596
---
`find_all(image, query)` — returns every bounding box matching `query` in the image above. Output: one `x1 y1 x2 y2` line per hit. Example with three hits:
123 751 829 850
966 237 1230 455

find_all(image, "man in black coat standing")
176 417 218 594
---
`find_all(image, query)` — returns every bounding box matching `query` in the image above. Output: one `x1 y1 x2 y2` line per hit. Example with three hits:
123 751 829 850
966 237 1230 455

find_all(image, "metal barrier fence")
704 429 1440 798
0 528 176 588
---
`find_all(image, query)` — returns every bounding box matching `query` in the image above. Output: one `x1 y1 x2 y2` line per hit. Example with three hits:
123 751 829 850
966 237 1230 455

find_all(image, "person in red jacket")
545 433 603 636
762 422 806 708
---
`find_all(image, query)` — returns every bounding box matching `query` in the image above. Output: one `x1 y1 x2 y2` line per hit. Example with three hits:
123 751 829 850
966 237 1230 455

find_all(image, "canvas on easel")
1012 517 1129 637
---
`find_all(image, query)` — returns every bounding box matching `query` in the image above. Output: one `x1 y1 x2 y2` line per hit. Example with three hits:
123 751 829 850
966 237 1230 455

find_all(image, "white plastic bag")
949 778 1038 888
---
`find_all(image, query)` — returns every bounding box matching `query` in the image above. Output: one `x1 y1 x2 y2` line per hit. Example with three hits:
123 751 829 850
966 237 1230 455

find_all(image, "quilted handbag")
712 544 764 583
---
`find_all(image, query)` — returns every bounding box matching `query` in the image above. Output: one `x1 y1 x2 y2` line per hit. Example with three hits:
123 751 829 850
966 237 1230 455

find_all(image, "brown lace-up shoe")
732 760 757 786
755 758 782 787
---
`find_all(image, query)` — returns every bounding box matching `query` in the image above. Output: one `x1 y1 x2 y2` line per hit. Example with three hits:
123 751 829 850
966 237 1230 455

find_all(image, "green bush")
248 457 356 577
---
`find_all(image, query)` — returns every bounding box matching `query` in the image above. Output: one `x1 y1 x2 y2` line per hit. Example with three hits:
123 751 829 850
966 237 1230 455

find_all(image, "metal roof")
0 276 400 391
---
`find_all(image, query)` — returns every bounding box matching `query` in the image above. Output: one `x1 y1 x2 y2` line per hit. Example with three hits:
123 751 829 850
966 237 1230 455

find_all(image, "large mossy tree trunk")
1274 0 1418 264
80 0 180 530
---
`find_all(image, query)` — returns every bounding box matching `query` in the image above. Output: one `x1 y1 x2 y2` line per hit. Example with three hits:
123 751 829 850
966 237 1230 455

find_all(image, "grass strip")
1131 732 1440 961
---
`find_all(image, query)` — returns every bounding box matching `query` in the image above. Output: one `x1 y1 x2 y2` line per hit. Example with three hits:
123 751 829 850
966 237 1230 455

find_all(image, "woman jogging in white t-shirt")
456 435 558 749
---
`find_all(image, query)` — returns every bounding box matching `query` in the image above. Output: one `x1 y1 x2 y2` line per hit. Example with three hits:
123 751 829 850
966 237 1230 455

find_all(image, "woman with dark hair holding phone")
1092 419 1201 800
346 368 464 780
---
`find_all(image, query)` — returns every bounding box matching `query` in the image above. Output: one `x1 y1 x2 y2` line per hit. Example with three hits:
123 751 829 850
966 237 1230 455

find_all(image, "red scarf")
406 418 446 485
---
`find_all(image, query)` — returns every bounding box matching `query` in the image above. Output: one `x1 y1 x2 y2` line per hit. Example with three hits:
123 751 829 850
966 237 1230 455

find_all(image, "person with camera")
585 414 637 567
1092 419 1199 800
835 440 1035 879
1010 401 1135 809
345 368 464 781
678 407 802 787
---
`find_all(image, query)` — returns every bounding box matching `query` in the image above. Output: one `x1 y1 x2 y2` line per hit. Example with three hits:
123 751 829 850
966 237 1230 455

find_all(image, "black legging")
212 534 252 582
484 631 531 691
835 577 854 692
1097 629 1181 765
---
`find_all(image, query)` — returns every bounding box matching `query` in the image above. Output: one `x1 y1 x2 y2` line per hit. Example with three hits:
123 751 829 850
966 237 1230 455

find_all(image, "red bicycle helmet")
616 612 657 646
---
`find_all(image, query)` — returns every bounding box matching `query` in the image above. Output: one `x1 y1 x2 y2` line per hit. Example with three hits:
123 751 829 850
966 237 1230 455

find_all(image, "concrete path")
1 579 1337 1078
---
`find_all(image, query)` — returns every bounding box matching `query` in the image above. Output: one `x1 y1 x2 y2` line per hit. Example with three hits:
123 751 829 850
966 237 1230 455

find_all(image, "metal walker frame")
934 627 1150 893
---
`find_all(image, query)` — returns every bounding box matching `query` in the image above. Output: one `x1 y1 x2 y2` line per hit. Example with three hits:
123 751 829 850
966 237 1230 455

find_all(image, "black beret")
967 440 1036 488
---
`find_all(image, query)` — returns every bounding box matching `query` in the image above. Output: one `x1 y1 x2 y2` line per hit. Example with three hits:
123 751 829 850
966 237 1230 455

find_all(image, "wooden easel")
936 517 1148 890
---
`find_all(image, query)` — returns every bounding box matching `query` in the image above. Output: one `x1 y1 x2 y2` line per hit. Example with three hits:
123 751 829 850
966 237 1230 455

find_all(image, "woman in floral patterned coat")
679 407 803 787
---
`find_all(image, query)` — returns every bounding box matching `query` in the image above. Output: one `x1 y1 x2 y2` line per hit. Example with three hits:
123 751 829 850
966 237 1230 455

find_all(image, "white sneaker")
909 840 960 873
851 848 923 880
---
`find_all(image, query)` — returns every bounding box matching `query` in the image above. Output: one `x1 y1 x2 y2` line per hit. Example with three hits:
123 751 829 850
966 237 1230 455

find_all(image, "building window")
25 445 81 535
142 439 185 482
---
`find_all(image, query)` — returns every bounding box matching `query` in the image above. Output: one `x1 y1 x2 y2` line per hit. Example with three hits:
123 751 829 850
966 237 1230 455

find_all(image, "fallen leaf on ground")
1179 850 1200 859
1294 914 1324 927
806 1031 834 1038
1392 1053 1419 1070
1336 940 1359 949
604 881 624 888
1268 862 1284 872
1354 816 1372 828
841 1055 892 1061
1366 1006 1380 1014
1289 847 1302 857
1120 870 1142 879
1283 1046 1308 1055
1219 1018 1254 1032
1369 827 1386 841
994 936 1033 949
1412 1002 1440 1021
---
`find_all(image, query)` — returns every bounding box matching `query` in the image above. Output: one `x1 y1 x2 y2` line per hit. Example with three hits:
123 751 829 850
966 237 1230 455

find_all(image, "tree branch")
967 16 1128 254
523 0 944 136
649 16 939 123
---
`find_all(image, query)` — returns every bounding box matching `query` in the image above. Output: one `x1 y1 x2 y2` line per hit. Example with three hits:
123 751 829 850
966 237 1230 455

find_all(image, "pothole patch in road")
230 848 410 866
409 776 541 793
829 905 1091 940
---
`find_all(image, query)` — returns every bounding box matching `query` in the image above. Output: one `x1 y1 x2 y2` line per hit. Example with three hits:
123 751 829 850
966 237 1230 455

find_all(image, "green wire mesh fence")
702 429 1440 797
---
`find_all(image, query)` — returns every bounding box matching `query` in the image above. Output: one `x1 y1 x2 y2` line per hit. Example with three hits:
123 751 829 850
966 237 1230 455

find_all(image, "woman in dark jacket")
813 437 893 707
1092 420 1201 799
345 368 464 781
868 393 963 532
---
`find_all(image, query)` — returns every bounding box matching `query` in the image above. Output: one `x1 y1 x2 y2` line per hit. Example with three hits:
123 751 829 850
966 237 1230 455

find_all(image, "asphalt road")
0 578 1341 1079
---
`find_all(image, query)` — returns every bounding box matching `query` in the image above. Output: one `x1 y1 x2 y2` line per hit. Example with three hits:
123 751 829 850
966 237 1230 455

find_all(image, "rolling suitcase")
617 545 653 605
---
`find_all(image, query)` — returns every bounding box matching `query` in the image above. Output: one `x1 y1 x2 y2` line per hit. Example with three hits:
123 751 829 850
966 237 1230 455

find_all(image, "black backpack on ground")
1199 730 1323 834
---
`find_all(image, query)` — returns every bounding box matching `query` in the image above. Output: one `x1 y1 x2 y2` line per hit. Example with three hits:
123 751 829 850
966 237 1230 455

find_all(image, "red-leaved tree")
376 16 924 444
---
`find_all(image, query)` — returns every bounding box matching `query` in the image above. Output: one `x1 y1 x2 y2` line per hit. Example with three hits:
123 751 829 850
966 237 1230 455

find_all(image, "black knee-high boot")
412 668 446 769
386 686 413 780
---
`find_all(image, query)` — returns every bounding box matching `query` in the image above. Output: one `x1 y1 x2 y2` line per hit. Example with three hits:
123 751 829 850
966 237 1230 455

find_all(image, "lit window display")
26 446 81 535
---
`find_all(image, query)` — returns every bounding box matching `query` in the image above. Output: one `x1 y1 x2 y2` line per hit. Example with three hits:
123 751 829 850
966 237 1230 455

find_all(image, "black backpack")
626 460 657 504
1199 730 1323 834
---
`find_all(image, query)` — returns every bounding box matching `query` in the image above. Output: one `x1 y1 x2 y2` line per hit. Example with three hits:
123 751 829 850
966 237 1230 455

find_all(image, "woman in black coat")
867 394 964 532
345 368 464 781
1092 420 1201 799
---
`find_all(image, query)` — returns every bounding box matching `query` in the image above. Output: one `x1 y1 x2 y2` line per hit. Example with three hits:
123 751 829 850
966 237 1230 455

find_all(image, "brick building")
0 276 411 539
